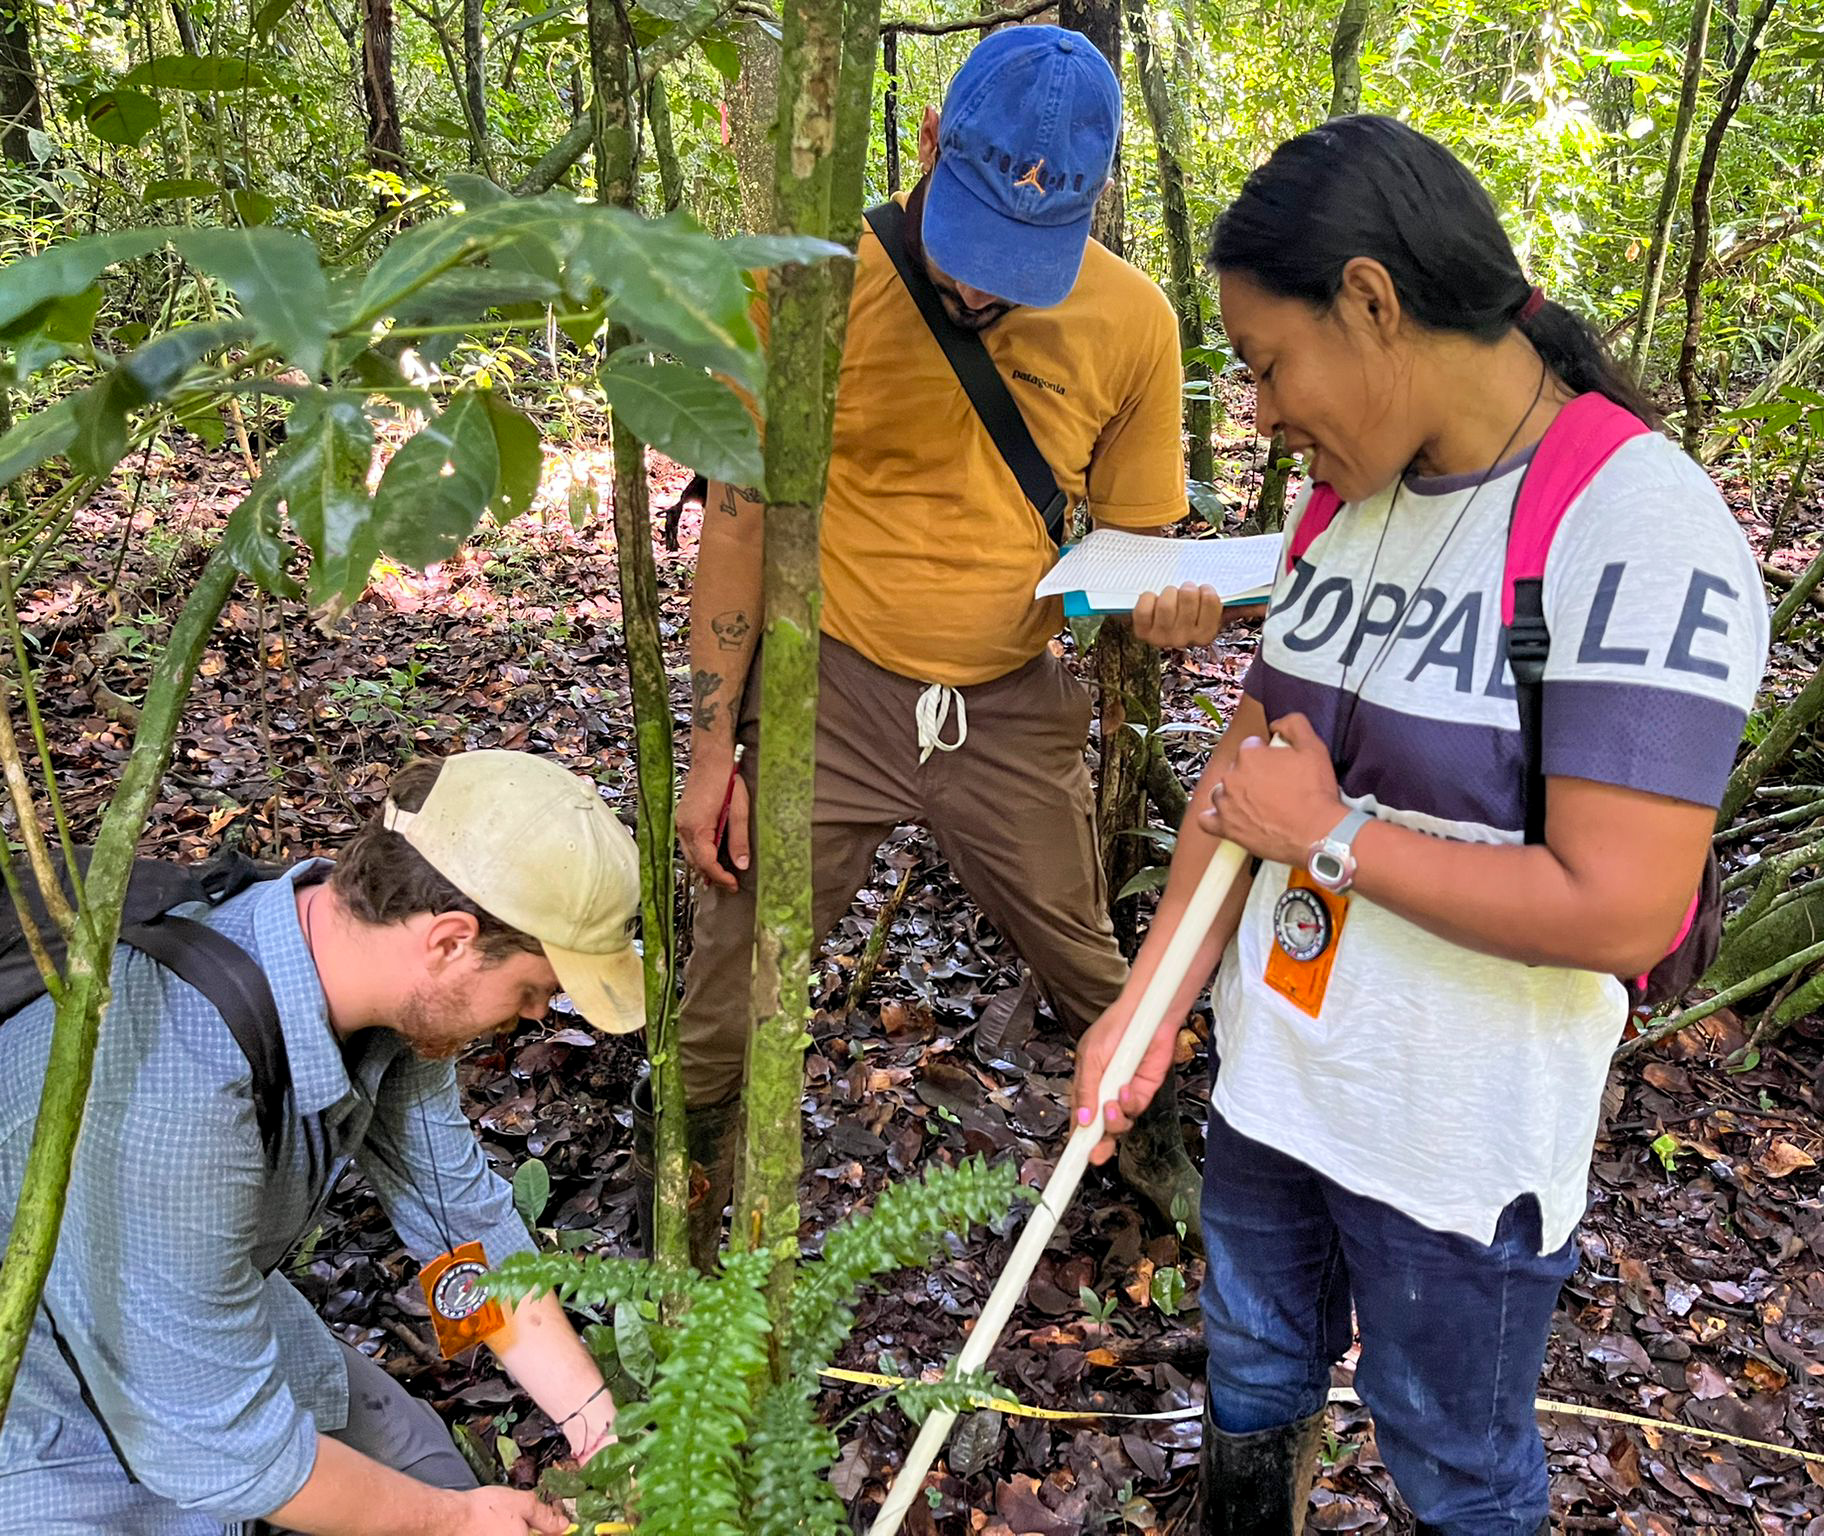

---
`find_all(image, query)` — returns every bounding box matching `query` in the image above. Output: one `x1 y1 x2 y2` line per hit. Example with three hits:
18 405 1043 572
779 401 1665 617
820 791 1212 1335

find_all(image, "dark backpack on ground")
1 849 295 1161
1288 393 1722 1011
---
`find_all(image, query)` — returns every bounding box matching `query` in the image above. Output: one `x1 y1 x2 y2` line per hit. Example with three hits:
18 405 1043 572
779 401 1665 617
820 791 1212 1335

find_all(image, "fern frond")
888 1369 1010 1425
632 1247 775 1536
788 1156 1027 1375
485 1252 669 1311
740 1380 846 1536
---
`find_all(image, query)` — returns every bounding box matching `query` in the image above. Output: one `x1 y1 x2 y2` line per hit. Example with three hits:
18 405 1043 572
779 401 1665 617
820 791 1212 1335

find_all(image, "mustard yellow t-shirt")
816 203 1187 686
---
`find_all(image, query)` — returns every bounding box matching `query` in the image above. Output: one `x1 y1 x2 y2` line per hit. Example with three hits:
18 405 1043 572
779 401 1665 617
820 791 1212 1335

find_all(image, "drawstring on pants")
915 683 968 764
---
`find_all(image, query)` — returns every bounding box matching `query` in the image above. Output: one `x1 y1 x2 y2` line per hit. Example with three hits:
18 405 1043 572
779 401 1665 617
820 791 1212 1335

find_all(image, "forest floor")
17 399 1824 1535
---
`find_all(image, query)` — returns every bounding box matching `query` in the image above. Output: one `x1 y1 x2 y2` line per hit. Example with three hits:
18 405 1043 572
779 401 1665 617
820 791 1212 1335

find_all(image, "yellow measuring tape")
820 1367 1824 1466
558 1369 1823 1532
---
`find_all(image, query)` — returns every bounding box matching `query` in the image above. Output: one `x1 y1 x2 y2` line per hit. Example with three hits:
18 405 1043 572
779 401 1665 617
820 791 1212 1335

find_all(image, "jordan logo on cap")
1013 158 1047 195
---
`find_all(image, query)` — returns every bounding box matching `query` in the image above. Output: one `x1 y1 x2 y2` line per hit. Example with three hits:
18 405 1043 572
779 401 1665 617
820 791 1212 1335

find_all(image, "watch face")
1273 887 1333 963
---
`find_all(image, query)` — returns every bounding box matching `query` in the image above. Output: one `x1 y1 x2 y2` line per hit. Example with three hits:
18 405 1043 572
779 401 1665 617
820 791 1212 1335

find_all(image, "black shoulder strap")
1507 578 1550 846
864 200 1069 546
120 915 290 1165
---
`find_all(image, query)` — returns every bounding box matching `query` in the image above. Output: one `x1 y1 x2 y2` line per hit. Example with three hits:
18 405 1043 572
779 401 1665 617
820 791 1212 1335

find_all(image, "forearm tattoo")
692 667 723 731
709 610 751 650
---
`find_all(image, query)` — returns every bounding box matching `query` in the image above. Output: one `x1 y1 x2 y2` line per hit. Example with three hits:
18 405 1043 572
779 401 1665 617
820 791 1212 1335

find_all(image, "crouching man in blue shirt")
0 750 645 1535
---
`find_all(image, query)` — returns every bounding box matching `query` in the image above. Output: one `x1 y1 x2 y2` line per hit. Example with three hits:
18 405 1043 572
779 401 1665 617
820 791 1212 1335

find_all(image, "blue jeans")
1199 1112 1575 1536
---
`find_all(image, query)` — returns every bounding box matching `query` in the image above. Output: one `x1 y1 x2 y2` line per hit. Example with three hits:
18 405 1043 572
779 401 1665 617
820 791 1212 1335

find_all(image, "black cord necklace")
1329 364 1552 777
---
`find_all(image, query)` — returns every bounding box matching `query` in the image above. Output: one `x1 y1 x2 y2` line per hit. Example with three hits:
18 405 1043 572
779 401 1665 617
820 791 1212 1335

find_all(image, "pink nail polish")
1076 1106 1092 1126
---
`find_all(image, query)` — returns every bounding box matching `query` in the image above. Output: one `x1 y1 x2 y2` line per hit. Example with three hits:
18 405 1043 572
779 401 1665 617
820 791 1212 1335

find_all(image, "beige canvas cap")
381 750 645 1033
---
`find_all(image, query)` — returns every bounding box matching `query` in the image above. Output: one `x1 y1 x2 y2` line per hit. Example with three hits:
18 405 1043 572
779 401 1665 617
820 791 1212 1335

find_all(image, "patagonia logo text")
1012 369 1067 396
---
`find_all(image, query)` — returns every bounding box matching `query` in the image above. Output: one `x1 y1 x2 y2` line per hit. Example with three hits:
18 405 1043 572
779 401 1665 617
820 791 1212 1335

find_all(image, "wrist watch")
1307 808 1372 893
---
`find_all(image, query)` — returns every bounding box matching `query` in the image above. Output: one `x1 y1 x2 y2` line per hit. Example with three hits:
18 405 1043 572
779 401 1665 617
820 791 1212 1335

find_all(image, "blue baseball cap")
921 25 1122 310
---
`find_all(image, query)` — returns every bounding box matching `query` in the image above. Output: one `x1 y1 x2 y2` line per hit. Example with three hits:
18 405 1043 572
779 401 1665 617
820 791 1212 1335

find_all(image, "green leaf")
741 1383 843 1536
0 286 102 376
0 229 171 333
359 197 584 322
266 396 378 614
144 177 219 200
1116 865 1170 901
172 228 332 377
83 90 161 147
514 1157 551 1227
483 392 542 522
391 268 564 328
1650 1132 1681 1173
1151 1265 1186 1316
445 171 511 207
599 352 760 485
169 390 227 447
223 472 302 597
253 0 303 39
572 209 760 389
612 1297 655 1387
372 392 499 568
0 394 80 488
69 374 132 478
716 233 849 270
118 320 248 401
121 54 275 92
699 34 741 81
229 189 277 227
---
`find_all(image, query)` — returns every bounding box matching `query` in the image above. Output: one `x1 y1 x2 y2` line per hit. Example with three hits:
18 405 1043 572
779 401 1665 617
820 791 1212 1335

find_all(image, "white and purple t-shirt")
1211 430 1768 1250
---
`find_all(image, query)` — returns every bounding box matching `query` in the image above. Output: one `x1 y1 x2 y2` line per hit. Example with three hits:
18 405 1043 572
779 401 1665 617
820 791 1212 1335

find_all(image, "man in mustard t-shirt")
672 26 1222 1258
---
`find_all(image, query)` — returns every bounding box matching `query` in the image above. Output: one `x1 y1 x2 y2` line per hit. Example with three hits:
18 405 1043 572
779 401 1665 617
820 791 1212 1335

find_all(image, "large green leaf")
65 321 248 479
357 198 583 322
172 229 332 377
253 0 303 39
116 320 249 401
599 351 760 485
717 233 851 270
390 268 563 327
0 394 79 488
372 392 499 568
572 209 760 389
144 177 219 200
482 392 543 522
83 90 161 147
268 397 378 614
0 229 171 332
120 54 275 92
1 286 102 377
222 472 301 598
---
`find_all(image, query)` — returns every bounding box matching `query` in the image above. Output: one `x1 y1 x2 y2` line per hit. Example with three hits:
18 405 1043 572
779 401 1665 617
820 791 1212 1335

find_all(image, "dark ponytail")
1210 115 1659 426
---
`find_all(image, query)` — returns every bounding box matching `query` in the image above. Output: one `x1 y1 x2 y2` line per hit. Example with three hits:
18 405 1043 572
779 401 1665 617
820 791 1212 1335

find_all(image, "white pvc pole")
868 834 1250 1536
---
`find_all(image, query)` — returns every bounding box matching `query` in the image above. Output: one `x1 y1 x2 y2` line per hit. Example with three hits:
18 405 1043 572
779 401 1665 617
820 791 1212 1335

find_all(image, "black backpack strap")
120 915 290 1165
864 200 1069 546
1507 578 1551 846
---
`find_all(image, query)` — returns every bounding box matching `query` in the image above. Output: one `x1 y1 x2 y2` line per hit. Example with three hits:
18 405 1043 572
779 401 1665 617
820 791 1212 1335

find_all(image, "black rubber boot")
1117 1067 1206 1256
1200 1404 1325 1535
629 1076 742 1271
684 1095 742 1272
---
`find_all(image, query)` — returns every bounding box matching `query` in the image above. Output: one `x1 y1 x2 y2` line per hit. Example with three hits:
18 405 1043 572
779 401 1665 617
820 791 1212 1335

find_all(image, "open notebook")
1035 528 1282 617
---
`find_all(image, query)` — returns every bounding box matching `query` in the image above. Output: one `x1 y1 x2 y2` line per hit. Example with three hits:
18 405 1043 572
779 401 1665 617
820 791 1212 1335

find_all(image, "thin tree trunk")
1126 0 1211 482
728 20 780 232
170 0 201 52
0 551 238 1426
0 0 42 165
735 0 880 1290
1327 0 1367 117
646 78 684 212
1251 436 1292 532
1058 0 1123 251
883 27 900 194
1677 0 1778 455
1630 0 1711 379
461 0 492 175
1718 657 1823 824
360 0 405 176
584 0 691 1275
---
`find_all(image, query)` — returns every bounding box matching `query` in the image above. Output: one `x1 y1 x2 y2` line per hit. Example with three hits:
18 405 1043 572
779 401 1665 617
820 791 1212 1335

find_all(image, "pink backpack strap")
1501 393 1651 623
1284 483 1342 574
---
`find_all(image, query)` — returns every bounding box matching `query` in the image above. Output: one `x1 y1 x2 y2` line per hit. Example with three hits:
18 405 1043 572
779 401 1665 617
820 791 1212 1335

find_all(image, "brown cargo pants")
679 636 1128 1108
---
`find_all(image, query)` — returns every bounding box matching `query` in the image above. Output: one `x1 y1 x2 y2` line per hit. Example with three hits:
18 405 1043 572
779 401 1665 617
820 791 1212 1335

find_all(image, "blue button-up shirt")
0 863 535 1532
